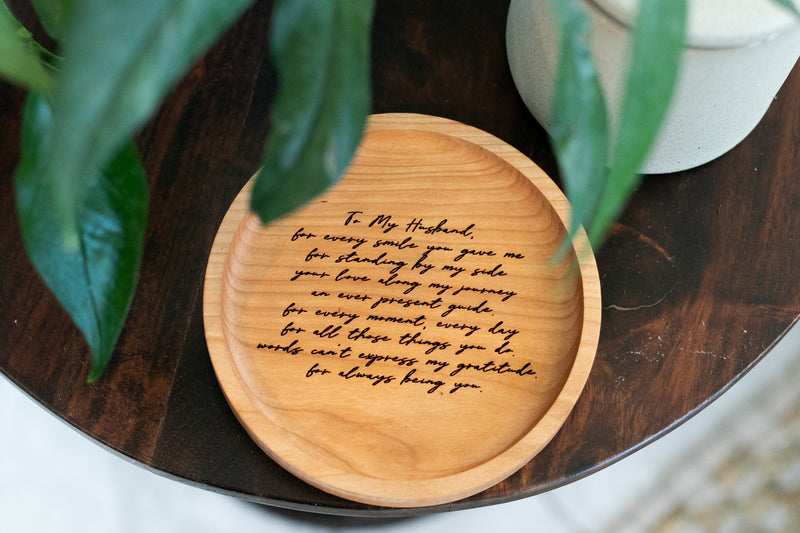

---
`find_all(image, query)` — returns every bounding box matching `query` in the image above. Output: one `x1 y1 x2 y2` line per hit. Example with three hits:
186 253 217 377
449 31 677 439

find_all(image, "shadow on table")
254 504 422 528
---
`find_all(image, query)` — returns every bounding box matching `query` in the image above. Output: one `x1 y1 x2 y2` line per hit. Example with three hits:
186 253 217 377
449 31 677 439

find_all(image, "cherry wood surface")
2 0 799 516
203 114 602 507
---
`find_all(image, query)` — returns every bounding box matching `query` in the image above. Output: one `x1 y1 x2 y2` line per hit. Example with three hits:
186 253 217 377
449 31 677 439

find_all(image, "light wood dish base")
203 113 601 507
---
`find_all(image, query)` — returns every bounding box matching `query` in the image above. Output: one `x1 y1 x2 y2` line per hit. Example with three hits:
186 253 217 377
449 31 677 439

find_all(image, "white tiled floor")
2 321 799 533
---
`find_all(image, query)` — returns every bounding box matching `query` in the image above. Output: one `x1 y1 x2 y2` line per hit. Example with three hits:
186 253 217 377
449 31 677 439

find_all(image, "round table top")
2 0 799 517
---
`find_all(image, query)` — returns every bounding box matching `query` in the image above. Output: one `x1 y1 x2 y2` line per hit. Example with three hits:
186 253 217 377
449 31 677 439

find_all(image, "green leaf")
43 0 253 249
772 0 800 18
30 0 74 40
250 0 374 224
547 0 609 241
15 94 148 382
588 0 687 244
0 1 51 89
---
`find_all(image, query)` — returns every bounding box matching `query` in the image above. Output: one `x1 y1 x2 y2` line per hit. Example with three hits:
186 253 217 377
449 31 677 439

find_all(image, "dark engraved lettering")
370 296 443 311
436 321 480 336
344 211 362 225
426 244 453 253
304 248 330 261
411 254 435 274
312 324 341 339
405 218 475 239
488 321 519 340
400 368 445 393
450 382 481 393
306 363 330 377
282 302 307 317
441 264 466 278
291 228 316 241
398 331 452 354
338 365 395 386
257 339 303 355
337 292 372 302
470 264 507 277
335 251 407 274
494 341 514 355
347 326 391 344
358 352 418 367
324 234 368 249
275 213 536 397
378 273 422 294
310 346 352 358
366 314 426 327
315 309 360 324
291 270 330 281
425 359 450 372
311 348 337 357
369 214 399 233
452 285 517 301
335 268 371 283
373 236 417 250
449 360 536 377
456 343 486 355
441 300 493 318
280 322 305 336
428 282 452 295
453 248 496 262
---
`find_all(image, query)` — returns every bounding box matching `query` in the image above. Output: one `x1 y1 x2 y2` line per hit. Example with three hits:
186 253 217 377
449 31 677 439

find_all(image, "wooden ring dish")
203 113 601 507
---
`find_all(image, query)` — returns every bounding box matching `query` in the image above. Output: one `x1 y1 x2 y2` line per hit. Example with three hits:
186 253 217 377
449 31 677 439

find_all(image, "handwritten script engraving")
255 212 536 395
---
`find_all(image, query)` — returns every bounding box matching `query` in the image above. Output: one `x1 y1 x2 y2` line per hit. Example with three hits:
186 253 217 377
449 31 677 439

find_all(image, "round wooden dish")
203 113 601 508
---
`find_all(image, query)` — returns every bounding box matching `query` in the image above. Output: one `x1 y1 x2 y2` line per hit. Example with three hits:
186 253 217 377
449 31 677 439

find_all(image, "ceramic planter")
506 0 800 174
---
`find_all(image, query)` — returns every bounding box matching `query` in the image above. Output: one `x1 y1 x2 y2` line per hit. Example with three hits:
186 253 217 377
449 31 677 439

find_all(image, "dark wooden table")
2 0 799 517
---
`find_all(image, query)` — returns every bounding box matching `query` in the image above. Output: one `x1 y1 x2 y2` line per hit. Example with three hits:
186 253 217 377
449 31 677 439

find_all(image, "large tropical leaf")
250 0 374 223
16 94 148 382
41 0 252 248
548 0 687 248
547 0 609 242
589 0 687 244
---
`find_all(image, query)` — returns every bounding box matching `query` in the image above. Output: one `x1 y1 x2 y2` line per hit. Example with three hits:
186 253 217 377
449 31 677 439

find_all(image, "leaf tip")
85 364 103 383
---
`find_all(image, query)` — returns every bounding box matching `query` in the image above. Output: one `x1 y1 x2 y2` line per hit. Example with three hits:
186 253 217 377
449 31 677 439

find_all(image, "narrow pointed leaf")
0 1 51 89
589 0 687 244
547 0 609 242
250 0 374 224
15 94 148 382
44 0 252 248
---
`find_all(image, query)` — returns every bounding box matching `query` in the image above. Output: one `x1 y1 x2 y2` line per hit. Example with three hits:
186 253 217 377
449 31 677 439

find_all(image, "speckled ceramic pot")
506 0 800 174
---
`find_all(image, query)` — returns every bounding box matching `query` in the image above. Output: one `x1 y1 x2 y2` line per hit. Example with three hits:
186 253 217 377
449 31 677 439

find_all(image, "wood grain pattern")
203 114 601 506
1 0 799 516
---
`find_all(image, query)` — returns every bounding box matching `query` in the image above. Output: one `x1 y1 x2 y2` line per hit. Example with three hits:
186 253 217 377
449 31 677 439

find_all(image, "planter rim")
590 0 800 49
